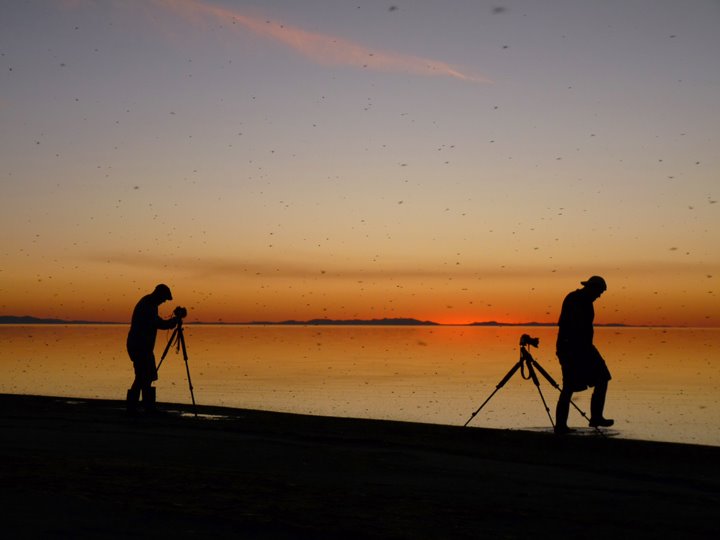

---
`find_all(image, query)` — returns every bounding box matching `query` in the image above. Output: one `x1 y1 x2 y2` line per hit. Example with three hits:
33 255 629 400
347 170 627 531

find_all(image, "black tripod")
157 319 197 417
463 334 593 430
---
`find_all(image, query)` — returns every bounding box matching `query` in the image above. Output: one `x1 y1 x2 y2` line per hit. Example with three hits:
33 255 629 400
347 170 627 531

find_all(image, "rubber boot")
126 388 140 415
589 380 614 427
554 388 573 434
142 386 158 414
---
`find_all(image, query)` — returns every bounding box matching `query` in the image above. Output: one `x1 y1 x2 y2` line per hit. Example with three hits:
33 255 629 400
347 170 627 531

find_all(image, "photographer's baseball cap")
581 276 607 291
154 283 173 301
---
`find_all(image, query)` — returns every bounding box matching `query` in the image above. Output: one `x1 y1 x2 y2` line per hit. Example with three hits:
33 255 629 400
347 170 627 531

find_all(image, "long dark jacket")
126 294 176 354
556 288 595 355
556 288 611 388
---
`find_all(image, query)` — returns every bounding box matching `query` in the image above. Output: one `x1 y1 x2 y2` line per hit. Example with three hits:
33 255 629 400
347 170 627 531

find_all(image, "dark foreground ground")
1 394 718 539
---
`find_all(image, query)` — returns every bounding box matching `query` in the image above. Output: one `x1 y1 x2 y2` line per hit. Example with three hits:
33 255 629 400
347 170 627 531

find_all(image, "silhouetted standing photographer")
126 284 179 414
555 276 613 434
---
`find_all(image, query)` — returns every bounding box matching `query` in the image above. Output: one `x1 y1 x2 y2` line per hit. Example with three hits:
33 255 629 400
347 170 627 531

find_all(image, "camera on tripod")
158 305 197 416
464 333 555 428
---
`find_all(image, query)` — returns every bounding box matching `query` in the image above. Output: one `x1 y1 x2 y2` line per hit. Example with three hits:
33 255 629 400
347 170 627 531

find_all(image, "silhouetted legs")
126 387 140 414
589 380 613 427
556 380 613 432
555 387 573 433
590 379 608 420
143 386 156 412
127 380 156 414
127 350 158 415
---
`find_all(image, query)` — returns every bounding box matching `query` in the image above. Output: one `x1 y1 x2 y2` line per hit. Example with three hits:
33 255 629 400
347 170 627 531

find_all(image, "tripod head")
519 334 539 349
518 335 540 381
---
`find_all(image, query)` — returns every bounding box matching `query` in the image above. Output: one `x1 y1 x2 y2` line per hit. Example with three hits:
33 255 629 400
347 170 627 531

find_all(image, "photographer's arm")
156 314 179 330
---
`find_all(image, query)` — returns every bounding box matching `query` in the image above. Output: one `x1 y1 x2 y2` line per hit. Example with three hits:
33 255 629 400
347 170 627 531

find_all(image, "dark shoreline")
1 393 718 538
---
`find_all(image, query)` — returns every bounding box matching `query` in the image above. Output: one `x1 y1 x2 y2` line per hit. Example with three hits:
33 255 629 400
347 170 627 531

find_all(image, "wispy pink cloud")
153 0 490 83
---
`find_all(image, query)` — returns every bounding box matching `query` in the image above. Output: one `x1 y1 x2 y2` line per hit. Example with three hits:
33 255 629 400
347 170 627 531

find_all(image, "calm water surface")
1 325 718 446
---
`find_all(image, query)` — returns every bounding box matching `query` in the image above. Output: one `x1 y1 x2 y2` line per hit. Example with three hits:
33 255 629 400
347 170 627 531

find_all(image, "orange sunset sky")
1 1 718 326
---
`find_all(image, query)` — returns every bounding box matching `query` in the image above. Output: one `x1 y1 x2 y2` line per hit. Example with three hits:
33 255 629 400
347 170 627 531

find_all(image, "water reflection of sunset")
1 325 718 446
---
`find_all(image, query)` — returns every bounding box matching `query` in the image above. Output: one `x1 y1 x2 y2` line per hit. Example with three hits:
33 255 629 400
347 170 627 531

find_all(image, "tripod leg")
530 359 562 391
178 330 197 417
569 399 606 437
463 387 500 427
157 326 179 372
525 362 555 428
567 397 606 436
464 361 523 427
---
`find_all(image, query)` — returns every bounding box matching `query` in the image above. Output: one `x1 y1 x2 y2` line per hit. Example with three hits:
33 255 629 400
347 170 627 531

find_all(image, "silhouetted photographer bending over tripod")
126 284 181 414
555 276 614 435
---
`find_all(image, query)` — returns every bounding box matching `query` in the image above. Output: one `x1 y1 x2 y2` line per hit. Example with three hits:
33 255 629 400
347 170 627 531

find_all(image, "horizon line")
0 315 710 329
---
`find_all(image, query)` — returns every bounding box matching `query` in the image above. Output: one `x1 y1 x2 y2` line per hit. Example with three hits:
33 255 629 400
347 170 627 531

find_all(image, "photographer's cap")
154 283 173 301
581 276 607 291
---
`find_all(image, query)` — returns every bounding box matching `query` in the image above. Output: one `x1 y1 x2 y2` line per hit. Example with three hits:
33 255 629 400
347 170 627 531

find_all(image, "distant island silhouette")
0 315 634 327
247 318 439 326
0 315 108 325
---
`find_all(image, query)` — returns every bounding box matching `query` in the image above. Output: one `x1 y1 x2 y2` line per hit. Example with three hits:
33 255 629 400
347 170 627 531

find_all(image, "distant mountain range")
244 318 439 326
0 315 113 325
0 315 632 327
